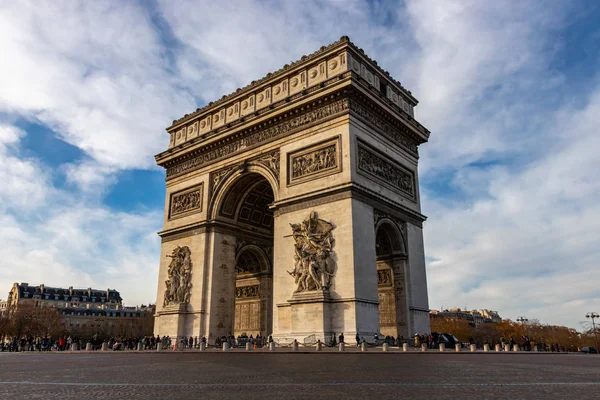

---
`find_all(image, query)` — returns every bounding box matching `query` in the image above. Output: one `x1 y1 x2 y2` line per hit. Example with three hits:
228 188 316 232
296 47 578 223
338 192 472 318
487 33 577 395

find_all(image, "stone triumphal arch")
154 36 431 344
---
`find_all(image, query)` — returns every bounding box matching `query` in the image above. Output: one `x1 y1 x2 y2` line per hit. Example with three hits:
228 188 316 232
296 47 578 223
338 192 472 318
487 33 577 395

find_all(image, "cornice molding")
168 36 418 131
160 90 426 181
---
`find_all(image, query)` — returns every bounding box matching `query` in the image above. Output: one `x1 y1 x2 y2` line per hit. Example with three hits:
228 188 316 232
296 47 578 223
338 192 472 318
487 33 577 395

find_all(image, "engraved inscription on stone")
289 138 339 184
378 291 395 325
357 141 415 200
170 183 204 218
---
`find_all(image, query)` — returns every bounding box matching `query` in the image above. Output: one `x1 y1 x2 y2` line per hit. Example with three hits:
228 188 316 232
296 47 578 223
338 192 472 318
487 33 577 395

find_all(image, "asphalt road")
1 351 599 400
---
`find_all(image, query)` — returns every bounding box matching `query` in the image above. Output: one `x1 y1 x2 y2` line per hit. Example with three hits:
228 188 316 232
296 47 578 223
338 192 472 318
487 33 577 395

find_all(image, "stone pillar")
316 341 323 351
269 342 276 351
402 343 408 352
71 343 79 351
338 343 345 352
156 343 162 351
292 340 299 352
272 201 380 341
504 344 510 352
484 344 490 352
222 342 230 352
200 342 206 352
86 343 93 351
439 343 445 352
361 342 368 352
101 342 109 352
533 345 538 352
137 343 143 351
470 344 476 352
382 343 389 352
495 344 501 352
246 342 252 351
513 344 519 352
421 343 427 352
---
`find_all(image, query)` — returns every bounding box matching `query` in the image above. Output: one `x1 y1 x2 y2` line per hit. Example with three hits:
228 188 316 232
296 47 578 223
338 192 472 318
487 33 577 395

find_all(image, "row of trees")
0 304 154 342
430 317 597 350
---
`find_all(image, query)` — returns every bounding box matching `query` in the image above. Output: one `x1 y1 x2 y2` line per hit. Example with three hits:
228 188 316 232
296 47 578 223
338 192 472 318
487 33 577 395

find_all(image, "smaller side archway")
234 245 273 338
375 219 409 340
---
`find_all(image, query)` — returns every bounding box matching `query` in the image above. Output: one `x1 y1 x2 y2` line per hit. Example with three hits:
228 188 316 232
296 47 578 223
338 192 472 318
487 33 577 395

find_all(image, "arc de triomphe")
154 36 431 344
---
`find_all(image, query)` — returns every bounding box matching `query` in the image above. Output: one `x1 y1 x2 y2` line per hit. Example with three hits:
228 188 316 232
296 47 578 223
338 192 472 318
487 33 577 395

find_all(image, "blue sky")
1 0 599 330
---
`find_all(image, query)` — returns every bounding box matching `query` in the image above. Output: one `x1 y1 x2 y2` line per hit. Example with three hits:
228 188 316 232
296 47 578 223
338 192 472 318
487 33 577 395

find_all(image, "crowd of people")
1 335 78 352
1 332 580 352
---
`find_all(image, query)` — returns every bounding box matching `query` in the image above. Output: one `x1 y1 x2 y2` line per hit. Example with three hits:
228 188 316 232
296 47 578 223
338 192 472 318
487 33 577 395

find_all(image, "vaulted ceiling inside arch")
220 174 274 231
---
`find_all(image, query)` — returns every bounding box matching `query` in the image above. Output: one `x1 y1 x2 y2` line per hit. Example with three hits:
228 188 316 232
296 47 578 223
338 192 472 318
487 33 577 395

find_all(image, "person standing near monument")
356 332 360 347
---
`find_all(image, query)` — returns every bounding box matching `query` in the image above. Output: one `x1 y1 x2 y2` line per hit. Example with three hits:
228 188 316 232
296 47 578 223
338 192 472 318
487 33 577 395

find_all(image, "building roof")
11 283 122 303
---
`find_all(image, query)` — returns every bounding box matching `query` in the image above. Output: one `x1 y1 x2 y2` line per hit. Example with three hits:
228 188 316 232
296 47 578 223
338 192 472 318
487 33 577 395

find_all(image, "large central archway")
214 171 275 340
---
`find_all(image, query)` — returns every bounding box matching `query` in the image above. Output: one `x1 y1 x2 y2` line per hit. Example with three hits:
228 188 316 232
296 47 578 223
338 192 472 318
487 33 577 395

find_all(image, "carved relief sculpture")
170 184 203 218
288 138 341 185
357 141 415 200
377 269 393 285
254 150 280 180
287 211 336 292
163 246 193 307
235 285 261 299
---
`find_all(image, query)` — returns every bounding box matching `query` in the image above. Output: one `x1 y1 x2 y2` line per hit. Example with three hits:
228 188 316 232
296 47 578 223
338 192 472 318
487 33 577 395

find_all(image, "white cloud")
0 125 161 305
0 0 195 175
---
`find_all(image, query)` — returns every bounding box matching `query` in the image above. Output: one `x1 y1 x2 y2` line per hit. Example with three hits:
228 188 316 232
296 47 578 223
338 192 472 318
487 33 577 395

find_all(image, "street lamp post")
586 312 599 350
517 317 529 350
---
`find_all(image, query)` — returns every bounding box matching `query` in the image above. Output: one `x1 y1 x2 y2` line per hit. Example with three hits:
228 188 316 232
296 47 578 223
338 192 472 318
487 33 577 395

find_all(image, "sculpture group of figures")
163 246 193 307
287 211 336 292
291 145 336 179
358 147 414 195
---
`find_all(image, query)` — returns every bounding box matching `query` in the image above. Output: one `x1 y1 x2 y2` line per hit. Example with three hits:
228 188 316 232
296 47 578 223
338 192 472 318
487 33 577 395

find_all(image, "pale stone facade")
153 36 431 344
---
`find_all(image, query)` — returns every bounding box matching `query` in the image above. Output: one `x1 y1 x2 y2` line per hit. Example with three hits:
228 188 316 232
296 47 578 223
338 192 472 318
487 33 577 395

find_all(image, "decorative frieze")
166 98 349 179
288 137 341 185
349 98 419 155
357 141 416 201
235 285 261 299
169 183 204 219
